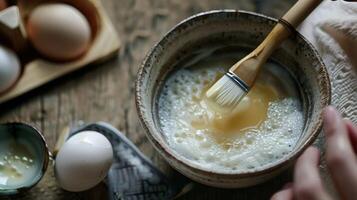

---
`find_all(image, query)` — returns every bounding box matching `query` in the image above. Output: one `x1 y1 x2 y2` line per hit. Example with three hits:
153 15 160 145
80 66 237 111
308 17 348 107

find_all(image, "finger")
323 106 357 200
344 119 357 153
271 185 293 200
294 147 331 200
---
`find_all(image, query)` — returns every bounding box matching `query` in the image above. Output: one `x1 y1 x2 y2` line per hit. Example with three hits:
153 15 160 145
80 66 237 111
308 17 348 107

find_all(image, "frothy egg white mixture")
158 56 304 173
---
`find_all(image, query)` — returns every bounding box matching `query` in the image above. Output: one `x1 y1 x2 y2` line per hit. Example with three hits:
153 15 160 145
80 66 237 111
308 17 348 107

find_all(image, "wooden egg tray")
0 0 121 104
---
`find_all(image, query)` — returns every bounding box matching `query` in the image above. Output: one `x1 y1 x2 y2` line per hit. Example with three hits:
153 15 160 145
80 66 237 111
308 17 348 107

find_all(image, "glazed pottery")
0 122 49 195
136 10 331 188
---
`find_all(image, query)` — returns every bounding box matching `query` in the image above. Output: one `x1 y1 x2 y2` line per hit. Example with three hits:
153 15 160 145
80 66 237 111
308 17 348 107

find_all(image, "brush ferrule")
226 72 250 92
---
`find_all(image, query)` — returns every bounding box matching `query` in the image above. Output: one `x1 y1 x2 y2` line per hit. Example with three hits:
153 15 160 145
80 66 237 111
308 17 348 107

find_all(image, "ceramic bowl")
0 122 49 195
135 10 331 188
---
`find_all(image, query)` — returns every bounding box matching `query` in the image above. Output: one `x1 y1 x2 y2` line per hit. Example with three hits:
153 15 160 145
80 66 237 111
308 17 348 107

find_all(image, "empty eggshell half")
55 131 113 192
27 3 91 61
0 45 21 93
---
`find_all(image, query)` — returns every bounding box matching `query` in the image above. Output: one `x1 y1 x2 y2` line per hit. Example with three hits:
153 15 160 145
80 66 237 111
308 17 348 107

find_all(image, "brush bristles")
206 75 247 112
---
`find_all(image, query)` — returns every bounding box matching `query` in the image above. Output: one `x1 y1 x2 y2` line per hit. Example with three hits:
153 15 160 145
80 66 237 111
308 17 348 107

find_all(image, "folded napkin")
68 122 192 200
298 0 357 123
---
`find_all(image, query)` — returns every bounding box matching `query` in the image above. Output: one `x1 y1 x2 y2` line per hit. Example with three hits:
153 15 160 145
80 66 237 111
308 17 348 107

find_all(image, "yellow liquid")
190 79 281 148
158 52 303 172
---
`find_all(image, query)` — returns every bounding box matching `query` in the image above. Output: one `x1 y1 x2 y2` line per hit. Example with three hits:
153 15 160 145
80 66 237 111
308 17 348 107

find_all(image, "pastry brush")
206 0 321 112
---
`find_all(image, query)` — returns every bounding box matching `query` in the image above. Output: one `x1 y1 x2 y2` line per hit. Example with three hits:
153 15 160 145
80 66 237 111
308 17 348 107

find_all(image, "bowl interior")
136 10 330 175
0 123 49 195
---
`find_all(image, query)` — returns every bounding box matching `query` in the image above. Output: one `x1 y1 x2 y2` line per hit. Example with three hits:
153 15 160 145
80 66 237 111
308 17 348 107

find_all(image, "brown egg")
27 3 91 61
0 0 7 11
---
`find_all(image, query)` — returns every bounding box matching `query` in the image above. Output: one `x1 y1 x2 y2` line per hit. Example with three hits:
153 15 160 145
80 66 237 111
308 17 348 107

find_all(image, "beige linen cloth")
298 0 357 123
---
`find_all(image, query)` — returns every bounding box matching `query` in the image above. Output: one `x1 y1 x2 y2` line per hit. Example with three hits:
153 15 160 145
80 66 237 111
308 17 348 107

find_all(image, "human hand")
271 106 357 200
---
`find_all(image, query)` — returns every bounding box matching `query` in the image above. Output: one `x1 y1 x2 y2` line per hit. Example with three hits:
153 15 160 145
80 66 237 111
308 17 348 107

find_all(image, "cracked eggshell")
0 45 21 93
55 131 113 192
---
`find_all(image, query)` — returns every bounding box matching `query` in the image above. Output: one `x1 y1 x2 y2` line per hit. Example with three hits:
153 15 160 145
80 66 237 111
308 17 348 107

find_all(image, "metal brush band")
226 72 250 92
278 18 296 35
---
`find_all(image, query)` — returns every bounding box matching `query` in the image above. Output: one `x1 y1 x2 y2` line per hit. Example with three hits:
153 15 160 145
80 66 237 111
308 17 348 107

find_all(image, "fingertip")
306 146 319 154
344 119 357 152
324 105 337 113
299 146 320 162
323 106 338 126
323 106 344 138
271 188 293 200
323 105 336 116
344 119 357 135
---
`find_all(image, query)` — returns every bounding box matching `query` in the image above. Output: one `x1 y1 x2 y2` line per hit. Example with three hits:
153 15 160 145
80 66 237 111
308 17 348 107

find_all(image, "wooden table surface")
0 0 335 199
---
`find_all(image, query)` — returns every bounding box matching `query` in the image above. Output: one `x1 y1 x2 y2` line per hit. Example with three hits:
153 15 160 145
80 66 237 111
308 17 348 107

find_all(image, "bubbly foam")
158 58 303 173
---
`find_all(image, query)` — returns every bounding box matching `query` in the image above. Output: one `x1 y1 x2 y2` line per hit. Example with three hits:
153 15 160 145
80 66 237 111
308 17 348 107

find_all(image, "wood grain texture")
1 0 339 199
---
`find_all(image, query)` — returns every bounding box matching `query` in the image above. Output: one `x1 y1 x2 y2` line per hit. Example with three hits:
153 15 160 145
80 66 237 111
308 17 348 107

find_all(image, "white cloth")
298 0 357 123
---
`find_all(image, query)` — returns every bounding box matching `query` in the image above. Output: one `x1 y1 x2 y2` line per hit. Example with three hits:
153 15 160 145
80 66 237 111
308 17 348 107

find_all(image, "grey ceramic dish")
135 10 331 188
0 122 49 195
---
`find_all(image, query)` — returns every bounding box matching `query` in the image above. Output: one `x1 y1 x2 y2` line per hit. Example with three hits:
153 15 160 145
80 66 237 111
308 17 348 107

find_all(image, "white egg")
55 131 113 192
0 45 21 93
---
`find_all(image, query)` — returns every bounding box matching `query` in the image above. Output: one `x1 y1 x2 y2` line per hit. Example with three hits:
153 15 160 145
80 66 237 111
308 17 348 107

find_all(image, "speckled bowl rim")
135 10 331 178
0 122 50 195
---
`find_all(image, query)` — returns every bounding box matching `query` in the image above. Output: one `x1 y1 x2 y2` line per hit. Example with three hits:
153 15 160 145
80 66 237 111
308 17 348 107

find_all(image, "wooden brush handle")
231 0 321 86
283 0 321 28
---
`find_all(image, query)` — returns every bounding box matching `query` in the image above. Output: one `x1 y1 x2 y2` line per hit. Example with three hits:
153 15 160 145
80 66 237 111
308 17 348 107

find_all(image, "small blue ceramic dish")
0 122 49 196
